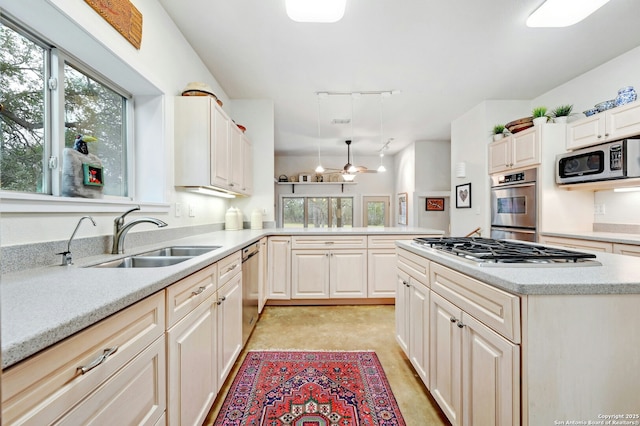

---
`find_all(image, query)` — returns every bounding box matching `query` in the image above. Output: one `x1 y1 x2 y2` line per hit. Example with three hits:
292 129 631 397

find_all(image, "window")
282 196 353 228
0 17 130 198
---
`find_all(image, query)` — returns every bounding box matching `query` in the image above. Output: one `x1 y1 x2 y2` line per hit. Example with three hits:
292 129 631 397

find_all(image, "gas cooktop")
413 237 601 267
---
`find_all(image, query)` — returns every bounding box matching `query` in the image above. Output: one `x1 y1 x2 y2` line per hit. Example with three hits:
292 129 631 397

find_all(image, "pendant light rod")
315 94 324 173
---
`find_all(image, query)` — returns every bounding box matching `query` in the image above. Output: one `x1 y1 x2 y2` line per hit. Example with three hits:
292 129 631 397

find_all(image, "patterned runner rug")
214 350 406 425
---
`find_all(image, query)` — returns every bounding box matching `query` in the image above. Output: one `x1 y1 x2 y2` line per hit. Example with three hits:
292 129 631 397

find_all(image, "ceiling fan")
323 140 377 179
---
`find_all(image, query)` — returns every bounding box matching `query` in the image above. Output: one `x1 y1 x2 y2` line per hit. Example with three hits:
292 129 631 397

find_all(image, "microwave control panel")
610 144 623 171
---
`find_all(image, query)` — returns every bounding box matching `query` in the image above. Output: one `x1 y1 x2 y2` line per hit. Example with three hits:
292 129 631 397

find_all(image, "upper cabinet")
488 126 540 174
566 100 640 150
174 96 253 196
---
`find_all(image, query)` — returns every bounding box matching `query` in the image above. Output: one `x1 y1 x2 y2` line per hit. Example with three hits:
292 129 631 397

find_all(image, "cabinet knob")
457 322 465 328
217 296 226 305
450 317 457 323
598 135 602 138
605 133 609 137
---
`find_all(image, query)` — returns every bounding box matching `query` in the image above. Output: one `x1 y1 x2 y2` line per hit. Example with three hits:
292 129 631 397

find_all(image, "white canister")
235 207 244 230
225 208 238 230
251 209 263 230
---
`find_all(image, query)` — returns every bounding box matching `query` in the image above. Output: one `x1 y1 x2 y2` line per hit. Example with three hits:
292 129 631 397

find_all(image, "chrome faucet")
111 205 168 254
58 216 96 265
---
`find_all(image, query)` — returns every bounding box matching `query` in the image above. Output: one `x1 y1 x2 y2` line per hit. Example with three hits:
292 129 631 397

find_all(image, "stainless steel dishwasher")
241 242 260 344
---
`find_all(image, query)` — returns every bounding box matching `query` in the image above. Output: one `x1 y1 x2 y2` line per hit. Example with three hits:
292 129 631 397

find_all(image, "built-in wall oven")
490 168 537 242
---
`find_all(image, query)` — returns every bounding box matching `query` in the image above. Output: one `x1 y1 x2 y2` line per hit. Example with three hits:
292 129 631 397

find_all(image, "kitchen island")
395 239 640 426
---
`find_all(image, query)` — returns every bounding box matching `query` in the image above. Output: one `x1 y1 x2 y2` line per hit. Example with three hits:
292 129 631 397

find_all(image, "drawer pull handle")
192 286 206 296
226 264 238 273
78 346 118 375
325 241 335 245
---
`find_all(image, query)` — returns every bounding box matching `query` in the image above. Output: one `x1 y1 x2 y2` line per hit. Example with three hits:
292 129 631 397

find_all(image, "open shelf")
276 181 357 193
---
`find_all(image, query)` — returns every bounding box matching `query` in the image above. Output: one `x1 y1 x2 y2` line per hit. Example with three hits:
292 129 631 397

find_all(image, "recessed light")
526 0 610 28
285 0 346 23
332 118 351 125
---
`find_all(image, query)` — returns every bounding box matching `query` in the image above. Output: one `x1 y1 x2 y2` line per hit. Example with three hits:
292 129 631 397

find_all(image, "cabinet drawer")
430 263 520 343
368 234 438 249
539 236 613 253
2 292 165 425
218 251 241 287
396 247 429 286
166 263 217 328
613 243 640 257
292 235 367 249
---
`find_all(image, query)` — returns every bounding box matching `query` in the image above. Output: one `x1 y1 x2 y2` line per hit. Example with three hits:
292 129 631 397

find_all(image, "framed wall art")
426 197 445 211
456 183 471 208
398 192 408 225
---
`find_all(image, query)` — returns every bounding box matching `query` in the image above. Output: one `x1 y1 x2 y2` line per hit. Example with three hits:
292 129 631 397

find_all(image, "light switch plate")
175 203 182 217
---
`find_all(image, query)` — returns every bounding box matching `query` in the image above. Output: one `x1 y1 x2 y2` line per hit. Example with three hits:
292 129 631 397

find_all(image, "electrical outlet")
189 205 195 217
594 203 606 215
175 203 182 217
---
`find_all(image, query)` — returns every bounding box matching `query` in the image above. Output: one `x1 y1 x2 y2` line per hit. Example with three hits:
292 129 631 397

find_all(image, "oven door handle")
492 182 535 190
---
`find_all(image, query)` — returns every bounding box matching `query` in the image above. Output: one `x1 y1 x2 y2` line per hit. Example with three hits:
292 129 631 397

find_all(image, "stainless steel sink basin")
91 256 194 268
137 245 221 257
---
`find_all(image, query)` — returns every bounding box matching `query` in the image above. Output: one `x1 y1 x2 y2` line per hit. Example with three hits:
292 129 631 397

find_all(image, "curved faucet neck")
111 216 167 254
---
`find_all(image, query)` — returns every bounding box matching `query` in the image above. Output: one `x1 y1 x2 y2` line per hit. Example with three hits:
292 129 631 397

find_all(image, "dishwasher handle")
242 243 260 262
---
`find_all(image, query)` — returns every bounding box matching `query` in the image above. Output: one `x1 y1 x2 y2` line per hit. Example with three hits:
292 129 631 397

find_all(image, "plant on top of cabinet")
492 124 506 141
550 104 573 123
532 106 548 126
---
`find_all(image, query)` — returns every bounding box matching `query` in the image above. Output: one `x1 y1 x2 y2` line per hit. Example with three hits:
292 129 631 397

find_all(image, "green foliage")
532 106 548 118
551 104 573 117
492 124 506 135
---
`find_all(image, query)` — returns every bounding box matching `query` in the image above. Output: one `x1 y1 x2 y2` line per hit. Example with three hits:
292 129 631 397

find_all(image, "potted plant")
532 106 548 126
492 124 506 141
550 104 573 123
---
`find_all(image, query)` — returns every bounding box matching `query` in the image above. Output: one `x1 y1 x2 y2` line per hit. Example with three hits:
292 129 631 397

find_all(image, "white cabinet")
291 236 368 299
167 293 217 426
258 237 268 312
566 100 640 150
174 96 252 195
2 292 166 426
267 236 291 300
488 126 540 174
538 235 613 252
216 270 243 391
429 262 520 426
396 248 430 387
613 242 640 257
242 133 253 194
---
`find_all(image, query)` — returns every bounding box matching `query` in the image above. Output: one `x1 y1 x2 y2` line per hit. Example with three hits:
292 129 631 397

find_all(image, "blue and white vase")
615 86 637 107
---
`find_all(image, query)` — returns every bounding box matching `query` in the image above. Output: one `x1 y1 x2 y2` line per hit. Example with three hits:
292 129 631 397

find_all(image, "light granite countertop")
397 240 640 297
540 230 640 245
0 227 440 369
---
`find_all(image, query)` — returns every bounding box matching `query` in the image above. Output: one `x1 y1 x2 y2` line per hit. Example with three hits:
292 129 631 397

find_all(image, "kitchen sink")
137 245 221 257
89 245 221 268
91 256 195 268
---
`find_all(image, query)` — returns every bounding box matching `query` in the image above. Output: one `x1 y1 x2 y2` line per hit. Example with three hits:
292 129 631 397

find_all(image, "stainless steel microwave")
556 139 640 184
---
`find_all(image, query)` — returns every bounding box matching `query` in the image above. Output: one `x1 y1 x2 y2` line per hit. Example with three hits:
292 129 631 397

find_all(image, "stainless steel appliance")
413 237 600 267
490 168 537 242
241 242 260 345
556 139 640 184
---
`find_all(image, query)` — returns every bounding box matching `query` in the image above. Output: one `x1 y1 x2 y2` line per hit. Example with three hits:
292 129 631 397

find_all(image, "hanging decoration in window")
62 135 104 198
84 0 143 49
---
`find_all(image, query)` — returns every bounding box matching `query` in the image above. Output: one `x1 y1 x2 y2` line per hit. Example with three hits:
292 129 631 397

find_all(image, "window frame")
0 14 143 213
280 195 354 228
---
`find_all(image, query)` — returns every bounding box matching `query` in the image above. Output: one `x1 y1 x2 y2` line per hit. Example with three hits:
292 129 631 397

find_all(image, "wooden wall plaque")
84 0 143 49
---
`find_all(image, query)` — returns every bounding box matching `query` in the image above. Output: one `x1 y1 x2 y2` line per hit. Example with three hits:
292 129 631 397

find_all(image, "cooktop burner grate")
413 237 598 264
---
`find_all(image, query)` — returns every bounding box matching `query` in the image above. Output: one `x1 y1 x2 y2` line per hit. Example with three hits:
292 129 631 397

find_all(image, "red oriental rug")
214 350 406 425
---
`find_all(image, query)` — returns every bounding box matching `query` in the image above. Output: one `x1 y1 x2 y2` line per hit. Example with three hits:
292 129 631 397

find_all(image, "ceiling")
158 0 640 157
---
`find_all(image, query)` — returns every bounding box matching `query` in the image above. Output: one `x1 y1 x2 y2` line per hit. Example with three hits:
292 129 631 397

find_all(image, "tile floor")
203 304 449 425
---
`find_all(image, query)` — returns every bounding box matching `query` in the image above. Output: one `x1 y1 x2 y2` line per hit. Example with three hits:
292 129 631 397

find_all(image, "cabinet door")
242 134 253 194
57 336 166 426
167 294 217 426
291 249 330 298
430 291 462 426
229 125 243 190
211 104 230 187
606 100 640 141
395 270 411 354
462 313 520 426
511 128 539 169
268 237 291 299
330 249 367 298
488 137 511 174
217 273 243 391
368 249 397 297
566 114 605 150
409 280 429 387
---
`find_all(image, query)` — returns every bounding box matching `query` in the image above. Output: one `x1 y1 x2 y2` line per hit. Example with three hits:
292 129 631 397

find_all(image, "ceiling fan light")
377 164 386 172
315 164 325 173
342 173 356 182
526 0 610 27
285 0 346 23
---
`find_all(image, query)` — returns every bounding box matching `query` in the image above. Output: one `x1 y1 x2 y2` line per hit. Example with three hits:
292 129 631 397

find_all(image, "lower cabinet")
291 249 367 298
167 294 217 426
1 292 166 426
216 271 243 392
267 236 291 300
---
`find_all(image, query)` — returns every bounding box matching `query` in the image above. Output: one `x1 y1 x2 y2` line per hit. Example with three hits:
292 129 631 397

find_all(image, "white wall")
532 45 640 226
0 0 274 246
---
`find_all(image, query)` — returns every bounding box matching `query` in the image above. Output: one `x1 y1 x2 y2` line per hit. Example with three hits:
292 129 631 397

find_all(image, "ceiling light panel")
285 0 346 23
526 0 610 28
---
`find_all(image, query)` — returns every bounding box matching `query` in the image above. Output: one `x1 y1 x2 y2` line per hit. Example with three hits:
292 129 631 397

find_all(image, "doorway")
363 196 390 227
